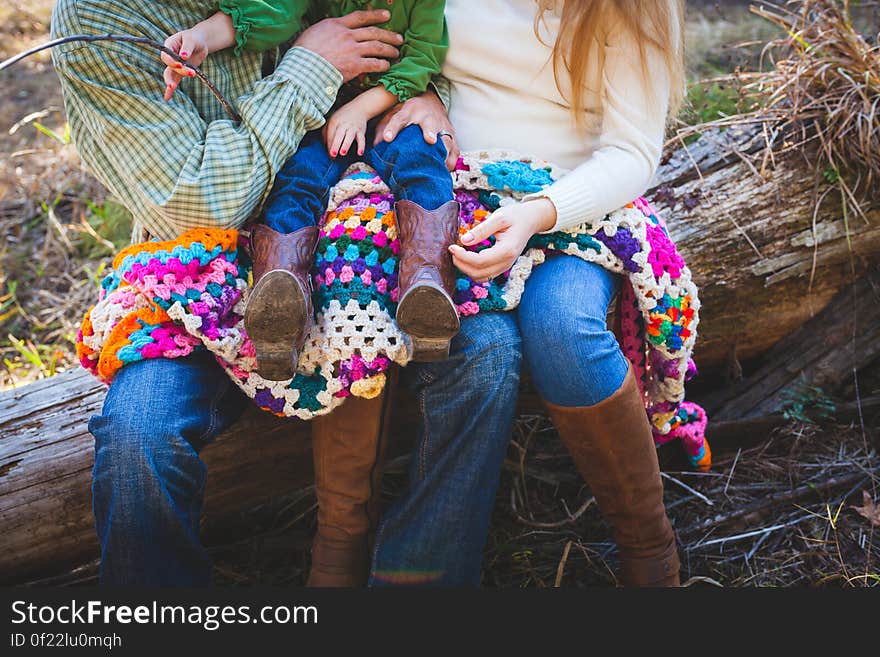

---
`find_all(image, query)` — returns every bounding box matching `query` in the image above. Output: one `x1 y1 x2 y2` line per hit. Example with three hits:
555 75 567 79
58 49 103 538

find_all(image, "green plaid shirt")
50 0 344 241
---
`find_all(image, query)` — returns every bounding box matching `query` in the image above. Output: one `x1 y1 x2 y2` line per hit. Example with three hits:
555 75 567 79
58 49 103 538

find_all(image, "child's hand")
323 101 370 158
160 29 209 101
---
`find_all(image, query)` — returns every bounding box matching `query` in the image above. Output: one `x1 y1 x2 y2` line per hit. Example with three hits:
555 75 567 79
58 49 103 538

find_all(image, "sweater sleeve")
522 24 671 232
378 0 448 102
218 0 309 55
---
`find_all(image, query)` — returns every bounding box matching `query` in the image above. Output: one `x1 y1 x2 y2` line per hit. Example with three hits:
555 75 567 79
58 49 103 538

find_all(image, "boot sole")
396 285 460 362
244 270 308 380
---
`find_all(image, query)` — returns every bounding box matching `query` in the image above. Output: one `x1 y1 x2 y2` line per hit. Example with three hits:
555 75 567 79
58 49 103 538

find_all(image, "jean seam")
387 170 407 202
193 376 229 447
417 384 430 481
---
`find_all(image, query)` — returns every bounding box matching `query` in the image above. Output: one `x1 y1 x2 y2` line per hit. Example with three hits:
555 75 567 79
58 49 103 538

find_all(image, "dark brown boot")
245 224 318 380
544 365 681 587
394 200 461 362
306 369 397 587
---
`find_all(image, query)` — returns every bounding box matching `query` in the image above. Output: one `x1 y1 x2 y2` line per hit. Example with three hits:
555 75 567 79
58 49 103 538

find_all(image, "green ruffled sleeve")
218 0 310 55
378 0 448 102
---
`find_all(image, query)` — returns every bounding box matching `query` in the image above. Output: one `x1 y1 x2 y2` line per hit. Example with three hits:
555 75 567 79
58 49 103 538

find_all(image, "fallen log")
654 125 880 366
702 264 880 421
705 395 880 451
0 369 419 584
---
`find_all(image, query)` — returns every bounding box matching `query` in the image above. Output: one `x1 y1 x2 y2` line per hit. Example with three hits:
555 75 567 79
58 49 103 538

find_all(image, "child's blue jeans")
263 124 454 233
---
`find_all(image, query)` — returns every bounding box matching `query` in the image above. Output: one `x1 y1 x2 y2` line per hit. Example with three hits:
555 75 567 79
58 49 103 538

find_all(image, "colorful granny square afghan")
77 152 710 470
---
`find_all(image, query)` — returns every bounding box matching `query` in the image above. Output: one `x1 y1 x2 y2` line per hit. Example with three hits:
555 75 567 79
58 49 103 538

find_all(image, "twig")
0 34 241 122
692 514 814 549
681 575 724 587
724 448 742 498
554 540 572 587
661 471 714 506
513 495 596 529
679 469 877 539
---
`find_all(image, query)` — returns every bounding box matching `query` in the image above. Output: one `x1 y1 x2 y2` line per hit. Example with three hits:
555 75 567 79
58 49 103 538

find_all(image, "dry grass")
0 1 130 389
480 414 878 587
753 0 880 209
680 0 880 215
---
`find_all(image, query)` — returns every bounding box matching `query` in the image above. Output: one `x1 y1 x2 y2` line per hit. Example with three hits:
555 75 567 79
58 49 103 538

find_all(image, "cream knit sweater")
442 0 674 231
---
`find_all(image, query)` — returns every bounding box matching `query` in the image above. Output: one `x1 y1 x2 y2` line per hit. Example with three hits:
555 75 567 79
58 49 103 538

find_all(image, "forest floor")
2 1 877 587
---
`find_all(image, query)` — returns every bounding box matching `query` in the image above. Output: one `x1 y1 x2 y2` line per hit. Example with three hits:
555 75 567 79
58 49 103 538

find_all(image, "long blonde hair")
536 0 686 129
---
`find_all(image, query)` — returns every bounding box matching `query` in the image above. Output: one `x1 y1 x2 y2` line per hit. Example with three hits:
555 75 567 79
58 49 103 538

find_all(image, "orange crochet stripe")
112 228 239 270
76 308 97 364
97 304 171 381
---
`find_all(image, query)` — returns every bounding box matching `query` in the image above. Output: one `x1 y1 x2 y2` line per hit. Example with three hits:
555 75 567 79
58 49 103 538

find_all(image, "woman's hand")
372 90 459 170
450 198 557 282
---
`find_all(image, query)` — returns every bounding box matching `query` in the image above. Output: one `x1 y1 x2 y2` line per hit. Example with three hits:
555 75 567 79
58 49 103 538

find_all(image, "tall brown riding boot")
394 200 461 362
544 365 681 587
306 369 397 587
245 224 318 380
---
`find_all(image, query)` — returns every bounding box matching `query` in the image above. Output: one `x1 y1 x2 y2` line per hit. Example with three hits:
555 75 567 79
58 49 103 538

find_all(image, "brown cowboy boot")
245 224 318 380
307 368 397 587
544 365 681 587
394 200 461 362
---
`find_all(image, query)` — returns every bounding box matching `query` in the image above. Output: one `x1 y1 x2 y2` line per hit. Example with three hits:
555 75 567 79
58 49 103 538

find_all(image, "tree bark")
653 125 880 367
699 264 880 422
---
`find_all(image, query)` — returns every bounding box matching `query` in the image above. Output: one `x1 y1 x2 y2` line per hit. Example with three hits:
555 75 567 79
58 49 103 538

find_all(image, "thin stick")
692 514 814 549
724 448 742 498
554 540 572 588
513 495 595 529
661 471 714 506
0 34 241 122
678 469 876 539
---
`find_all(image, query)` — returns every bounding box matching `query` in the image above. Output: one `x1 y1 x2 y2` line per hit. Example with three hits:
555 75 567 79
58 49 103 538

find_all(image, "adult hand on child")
450 199 557 283
161 29 209 101
373 90 459 171
295 10 403 83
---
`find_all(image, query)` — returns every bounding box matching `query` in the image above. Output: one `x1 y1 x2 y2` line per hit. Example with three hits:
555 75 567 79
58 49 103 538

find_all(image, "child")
162 1 461 382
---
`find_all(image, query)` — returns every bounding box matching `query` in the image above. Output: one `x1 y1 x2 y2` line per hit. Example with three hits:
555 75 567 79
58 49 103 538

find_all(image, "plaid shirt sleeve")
52 31 341 240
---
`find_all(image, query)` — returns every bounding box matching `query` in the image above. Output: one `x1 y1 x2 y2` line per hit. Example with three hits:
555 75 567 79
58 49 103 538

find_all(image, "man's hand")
294 10 403 83
373 90 459 170
449 199 557 282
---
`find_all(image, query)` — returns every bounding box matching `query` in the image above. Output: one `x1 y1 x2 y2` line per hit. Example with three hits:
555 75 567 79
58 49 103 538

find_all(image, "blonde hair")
536 0 686 130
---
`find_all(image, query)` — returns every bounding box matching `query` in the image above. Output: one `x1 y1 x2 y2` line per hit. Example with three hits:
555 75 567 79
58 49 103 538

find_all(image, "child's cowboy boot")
307 369 396 587
245 224 318 380
543 364 681 587
393 200 461 361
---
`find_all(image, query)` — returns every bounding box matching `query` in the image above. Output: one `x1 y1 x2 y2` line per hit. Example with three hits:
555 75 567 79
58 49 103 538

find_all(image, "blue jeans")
88 351 250 586
262 125 453 234
89 255 624 586
369 255 627 585
517 254 629 406
88 315 521 586
369 312 523 586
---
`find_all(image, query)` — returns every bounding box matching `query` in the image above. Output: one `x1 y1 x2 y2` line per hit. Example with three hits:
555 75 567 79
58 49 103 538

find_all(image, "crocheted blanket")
77 152 710 470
